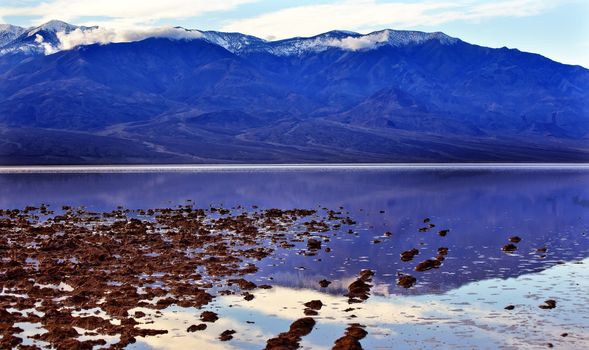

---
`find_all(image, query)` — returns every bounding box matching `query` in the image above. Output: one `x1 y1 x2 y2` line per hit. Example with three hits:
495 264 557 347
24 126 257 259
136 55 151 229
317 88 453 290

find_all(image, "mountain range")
0 20 588 164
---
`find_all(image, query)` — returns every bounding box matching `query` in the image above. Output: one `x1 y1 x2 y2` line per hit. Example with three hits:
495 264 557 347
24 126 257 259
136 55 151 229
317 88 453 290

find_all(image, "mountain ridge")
1 20 587 69
0 20 467 59
0 21 588 164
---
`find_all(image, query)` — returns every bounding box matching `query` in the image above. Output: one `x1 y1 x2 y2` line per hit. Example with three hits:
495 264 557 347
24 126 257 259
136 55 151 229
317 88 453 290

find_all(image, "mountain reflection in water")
1 167 587 294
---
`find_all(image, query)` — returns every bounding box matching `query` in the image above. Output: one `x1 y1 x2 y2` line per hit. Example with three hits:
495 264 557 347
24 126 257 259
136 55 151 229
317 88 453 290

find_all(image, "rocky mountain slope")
0 21 587 164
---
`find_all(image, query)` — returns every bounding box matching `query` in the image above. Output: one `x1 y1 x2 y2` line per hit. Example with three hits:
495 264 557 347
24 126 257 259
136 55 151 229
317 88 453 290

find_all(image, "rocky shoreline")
0 204 370 349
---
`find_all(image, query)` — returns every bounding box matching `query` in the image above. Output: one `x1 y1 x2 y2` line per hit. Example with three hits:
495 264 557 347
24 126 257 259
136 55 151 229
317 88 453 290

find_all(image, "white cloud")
0 0 569 40
0 0 257 27
34 33 58 54
57 26 203 50
221 0 564 39
327 30 391 51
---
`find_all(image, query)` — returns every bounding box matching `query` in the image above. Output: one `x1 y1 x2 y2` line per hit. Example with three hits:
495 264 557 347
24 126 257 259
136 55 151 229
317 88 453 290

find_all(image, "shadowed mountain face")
0 22 588 164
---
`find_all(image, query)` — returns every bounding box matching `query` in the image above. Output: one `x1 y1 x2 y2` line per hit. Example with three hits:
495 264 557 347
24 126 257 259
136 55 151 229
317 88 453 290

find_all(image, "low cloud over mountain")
57 26 203 50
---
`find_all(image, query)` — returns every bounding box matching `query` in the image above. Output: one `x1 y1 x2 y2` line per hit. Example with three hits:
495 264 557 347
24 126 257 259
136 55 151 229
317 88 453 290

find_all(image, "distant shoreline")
1 163 589 173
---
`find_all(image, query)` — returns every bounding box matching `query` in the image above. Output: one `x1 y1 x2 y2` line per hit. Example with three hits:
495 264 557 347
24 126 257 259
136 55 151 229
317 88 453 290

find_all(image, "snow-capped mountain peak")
377 29 458 46
0 20 459 58
0 23 26 34
247 29 458 56
27 20 79 36
0 24 26 48
199 30 267 54
1 20 98 56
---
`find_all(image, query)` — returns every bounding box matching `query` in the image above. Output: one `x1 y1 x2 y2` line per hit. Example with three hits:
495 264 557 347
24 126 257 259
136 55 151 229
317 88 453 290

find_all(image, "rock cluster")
0 204 350 349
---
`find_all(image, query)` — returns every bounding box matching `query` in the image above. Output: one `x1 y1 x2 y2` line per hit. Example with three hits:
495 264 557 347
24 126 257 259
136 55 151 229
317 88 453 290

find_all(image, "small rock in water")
438 229 450 237
539 299 557 309
502 244 517 252
219 330 236 341
415 259 442 272
200 311 219 322
265 317 316 349
289 318 316 337
359 269 374 281
333 323 367 350
319 279 331 288
509 236 522 243
228 278 257 290
346 270 374 303
397 274 417 288
307 238 322 250
187 324 207 332
401 248 419 262
304 300 323 310
504 305 515 310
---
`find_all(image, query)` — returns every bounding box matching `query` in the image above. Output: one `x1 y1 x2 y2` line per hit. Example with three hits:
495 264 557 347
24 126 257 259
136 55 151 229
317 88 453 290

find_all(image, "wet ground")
1 166 588 349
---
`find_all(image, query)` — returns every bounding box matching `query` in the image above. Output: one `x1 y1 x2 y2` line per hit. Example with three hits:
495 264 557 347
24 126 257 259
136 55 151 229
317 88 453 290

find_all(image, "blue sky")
1 0 588 67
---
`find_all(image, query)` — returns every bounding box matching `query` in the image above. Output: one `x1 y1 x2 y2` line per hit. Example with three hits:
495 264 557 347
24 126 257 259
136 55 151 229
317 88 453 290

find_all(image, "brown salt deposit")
0 205 350 349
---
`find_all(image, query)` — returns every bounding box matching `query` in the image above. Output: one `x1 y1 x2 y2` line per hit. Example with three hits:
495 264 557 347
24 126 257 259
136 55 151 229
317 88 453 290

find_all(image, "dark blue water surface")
1 167 588 295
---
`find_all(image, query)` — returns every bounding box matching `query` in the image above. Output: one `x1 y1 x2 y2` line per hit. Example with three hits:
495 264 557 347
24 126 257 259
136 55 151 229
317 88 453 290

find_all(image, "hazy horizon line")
1 163 588 174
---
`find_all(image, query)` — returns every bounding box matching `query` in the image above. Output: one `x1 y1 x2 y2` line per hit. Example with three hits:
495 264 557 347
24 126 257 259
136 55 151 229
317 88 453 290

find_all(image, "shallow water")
129 258 589 350
1 167 588 349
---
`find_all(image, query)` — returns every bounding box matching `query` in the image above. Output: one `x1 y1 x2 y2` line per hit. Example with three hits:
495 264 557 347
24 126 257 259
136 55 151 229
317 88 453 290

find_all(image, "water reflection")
128 259 589 350
1 168 587 295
